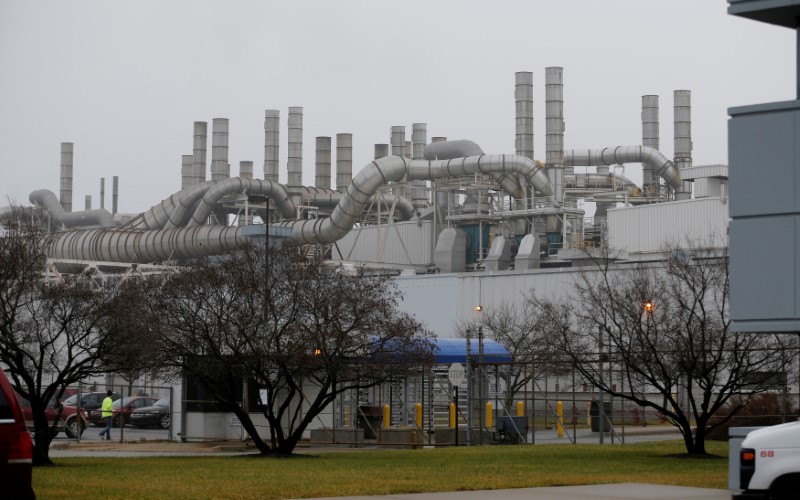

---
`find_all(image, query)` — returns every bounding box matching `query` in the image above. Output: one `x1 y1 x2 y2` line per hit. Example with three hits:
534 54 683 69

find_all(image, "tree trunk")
32 418 55 466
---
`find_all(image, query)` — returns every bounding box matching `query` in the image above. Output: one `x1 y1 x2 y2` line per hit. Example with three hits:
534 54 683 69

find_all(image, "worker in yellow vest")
98 390 114 441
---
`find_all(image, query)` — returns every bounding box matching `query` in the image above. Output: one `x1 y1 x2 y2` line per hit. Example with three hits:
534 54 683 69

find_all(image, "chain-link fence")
53 382 173 444
174 360 800 447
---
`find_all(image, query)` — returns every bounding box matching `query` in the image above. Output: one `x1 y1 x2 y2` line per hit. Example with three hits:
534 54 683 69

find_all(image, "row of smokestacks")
58 142 118 214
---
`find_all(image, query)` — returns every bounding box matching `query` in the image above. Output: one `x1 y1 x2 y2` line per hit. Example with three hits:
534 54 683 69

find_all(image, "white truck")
733 421 800 499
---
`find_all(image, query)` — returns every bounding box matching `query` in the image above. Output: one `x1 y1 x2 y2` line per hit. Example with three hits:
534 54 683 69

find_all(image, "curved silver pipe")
424 140 525 198
301 187 416 220
564 146 682 190
132 182 214 230
29 189 114 228
564 173 636 191
187 178 296 227
281 154 551 244
41 225 247 263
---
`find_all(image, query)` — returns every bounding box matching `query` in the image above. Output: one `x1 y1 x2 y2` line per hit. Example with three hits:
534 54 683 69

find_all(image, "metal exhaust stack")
84 195 91 210
336 133 353 192
673 90 693 200
515 71 534 160
239 161 253 180
193 122 207 185
181 155 194 190
411 123 427 211
60 142 73 212
287 107 303 202
264 110 280 183
641 95 659 191
315 136 332 189
100 177 105 210
374 144 389 159
211 118 229 182
545 67 565 202
112 176 119 215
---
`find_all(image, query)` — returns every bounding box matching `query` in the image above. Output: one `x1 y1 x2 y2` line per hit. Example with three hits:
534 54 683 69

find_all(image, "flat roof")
432 337 511 364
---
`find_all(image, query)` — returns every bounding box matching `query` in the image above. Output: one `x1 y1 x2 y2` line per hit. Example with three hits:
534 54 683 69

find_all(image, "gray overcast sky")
0 1 794 214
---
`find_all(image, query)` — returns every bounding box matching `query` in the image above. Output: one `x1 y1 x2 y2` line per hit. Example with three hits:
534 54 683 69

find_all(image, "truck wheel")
65 418 85 438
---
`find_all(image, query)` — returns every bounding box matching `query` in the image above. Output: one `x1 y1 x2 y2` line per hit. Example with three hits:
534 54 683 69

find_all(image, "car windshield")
154 399 169 407
112 398 132 408
63 394 78 405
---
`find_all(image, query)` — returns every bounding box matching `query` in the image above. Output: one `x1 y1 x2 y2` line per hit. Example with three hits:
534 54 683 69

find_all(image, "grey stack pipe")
287 107 303 203
390 126 406 195
239 161 253 180
336 133 353 192
193 122 207 185
673 90 693 200
60 142 73 212
264 110 280 184
515 71 534 160
181 155 194 190
85 196 91 211
545 67 565 202
315 137 332 189
374 144 389 159
430 136 447 211
112 176 119 215
100 178 105 210
411 123 427 211
211 118 229 182
641 95 660 191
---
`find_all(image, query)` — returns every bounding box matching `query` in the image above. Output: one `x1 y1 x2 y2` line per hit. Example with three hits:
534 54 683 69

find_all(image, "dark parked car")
89 396 159 427
0 369 35 499
130 398 170 429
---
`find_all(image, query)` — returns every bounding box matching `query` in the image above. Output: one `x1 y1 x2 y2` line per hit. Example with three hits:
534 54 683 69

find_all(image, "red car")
0 369 35 499
89 396 159 427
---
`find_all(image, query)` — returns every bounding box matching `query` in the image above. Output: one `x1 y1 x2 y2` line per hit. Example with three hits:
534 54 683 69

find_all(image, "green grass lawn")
34 441 729 499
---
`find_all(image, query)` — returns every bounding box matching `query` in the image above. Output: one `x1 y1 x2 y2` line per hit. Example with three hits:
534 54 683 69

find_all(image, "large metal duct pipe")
515 71 534 160
641 95 659 190
300 186 415 221
211 118 229 182
411 123 428 211
181 155 194 190
264 110 280 184
374 144 389 159
187 177 296 228
390 126 406 196
287 107 303 201
564 146 682 190
193 122 207 185
100 178 105 210
424 140 524 199
674 90 693 200
42 225 247 264
336 133 353 192
60 142 73 212
315 136 332 189
112 176 119 215
545 67 565 202
279 154 552 245
29 189 114 228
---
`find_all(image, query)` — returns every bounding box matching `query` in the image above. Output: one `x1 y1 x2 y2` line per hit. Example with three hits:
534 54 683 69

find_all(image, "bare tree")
533 245 788 456
454 295 566 413
0 211 116 465
151 243 431 455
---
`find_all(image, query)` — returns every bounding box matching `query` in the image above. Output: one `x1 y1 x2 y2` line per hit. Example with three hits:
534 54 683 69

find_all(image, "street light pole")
598 325 604 444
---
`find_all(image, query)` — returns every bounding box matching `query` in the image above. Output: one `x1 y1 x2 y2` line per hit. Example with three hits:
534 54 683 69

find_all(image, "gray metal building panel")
728 0 800 29
332 220 433 266
728 103 798 218
729 216 797 324
608 199 728 254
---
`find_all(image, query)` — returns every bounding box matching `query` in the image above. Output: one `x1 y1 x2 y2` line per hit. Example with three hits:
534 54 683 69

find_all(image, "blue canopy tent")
431 337 511 364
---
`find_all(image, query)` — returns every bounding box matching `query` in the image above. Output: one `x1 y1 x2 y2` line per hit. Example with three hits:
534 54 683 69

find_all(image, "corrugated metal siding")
332 220 434 265
608 198 729 253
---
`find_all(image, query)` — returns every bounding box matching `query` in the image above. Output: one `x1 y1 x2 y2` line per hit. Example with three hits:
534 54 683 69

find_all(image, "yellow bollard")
449 403 456 428
516 401 524 417
485 402 493 429
415 403 423 430
383 404 390 428
556 400 564 438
